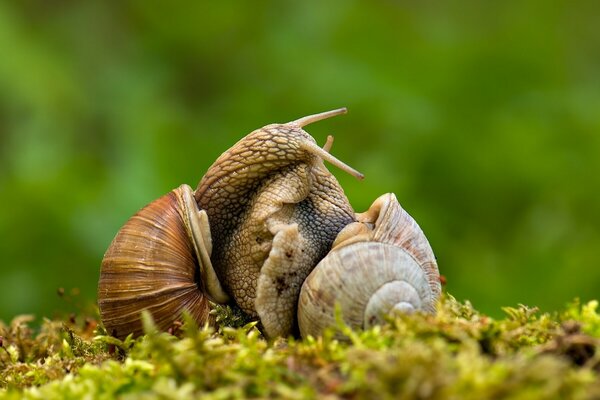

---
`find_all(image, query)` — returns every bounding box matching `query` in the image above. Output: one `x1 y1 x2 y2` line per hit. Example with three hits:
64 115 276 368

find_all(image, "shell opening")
179 185 229 304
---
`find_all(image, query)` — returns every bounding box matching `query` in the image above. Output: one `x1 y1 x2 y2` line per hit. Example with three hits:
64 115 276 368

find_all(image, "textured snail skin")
297 193 441 338
195 123 356 337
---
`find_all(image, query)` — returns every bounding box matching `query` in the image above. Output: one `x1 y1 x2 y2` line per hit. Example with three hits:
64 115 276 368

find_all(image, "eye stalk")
289 107 348 128
299 140 364 180
288 108 364 180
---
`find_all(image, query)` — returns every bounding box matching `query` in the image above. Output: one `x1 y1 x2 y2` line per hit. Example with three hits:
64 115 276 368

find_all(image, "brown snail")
98 184 228 338
98 108 441 339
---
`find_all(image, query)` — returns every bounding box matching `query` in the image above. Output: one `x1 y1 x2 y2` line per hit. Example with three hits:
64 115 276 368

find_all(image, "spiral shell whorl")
98 185 213 339
298 242 434 337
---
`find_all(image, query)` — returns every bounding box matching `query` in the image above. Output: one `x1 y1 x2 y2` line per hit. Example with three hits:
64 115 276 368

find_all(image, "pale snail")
298 193 441 338
97 108 441 339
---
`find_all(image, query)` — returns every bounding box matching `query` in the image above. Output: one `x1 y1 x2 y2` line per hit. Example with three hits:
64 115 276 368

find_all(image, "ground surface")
1 295 599 399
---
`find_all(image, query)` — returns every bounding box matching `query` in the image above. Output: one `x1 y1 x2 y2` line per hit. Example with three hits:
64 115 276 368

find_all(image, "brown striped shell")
298 193 441 338
98 184 227 339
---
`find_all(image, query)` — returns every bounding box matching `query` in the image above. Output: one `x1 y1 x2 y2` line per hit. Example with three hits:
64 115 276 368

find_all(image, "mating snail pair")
97 108 441 339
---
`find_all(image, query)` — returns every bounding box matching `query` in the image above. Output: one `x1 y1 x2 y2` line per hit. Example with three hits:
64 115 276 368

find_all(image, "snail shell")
297 193 441 338
98 184 227 339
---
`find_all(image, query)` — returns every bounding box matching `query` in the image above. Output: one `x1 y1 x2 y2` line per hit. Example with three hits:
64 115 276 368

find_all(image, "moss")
1 295 599 399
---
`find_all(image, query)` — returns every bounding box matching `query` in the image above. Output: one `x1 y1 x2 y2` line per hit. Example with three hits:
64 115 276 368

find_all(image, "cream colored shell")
297 193 441 338
298 242 433 337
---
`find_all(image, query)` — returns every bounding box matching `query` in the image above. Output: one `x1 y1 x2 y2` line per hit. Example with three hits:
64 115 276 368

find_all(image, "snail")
97 184 228 338
297 193 441 338
98 108 441 340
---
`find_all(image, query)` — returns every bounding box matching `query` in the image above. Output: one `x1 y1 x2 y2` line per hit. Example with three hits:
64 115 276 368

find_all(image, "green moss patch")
1 296 599 399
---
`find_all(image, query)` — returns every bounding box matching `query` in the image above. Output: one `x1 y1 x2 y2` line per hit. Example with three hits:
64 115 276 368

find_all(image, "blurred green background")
1 1 599 322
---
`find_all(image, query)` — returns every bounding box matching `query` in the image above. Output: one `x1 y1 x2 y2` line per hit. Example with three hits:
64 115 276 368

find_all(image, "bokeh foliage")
0 1 599 321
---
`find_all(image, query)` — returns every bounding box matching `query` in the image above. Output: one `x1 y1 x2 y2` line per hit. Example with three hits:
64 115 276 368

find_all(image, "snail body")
193 109 363 337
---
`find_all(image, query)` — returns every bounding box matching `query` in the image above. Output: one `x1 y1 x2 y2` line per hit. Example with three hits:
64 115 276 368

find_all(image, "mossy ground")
1 295 599 399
